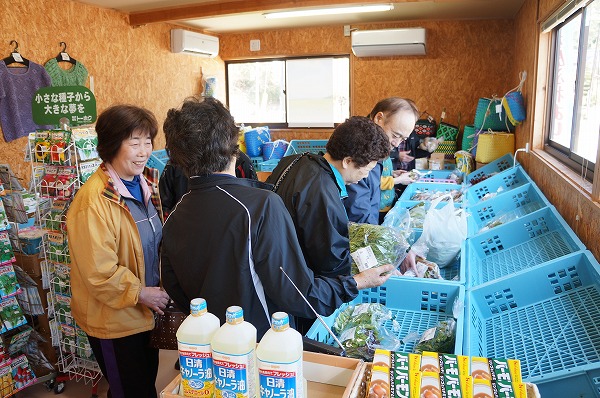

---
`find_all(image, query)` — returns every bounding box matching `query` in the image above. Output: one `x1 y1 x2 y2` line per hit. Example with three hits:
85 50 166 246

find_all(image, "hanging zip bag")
417 194 467 268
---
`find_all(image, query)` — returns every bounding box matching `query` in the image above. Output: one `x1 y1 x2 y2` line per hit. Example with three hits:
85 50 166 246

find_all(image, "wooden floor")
15 350 179 398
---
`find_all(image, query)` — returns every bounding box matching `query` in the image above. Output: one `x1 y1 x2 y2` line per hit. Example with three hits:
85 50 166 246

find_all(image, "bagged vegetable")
412 297 463 354
333 303 401 361
349 222 410 275
414 194 467 268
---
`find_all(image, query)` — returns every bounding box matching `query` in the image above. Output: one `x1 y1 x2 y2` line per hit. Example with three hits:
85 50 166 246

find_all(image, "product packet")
0 264 19 298
0 339 11 367
391 352 421 398
76 328 94 360
34 131 51 163
0 201 9 231
368 365 391 398
0 232 15 266
60 324 76 354
72 127 99 161
51 263 71 296
54 293 72 324
7 326 33 355
488 358 526 398
11 354 36 391
471 357 492 380
0 296 27 331
79 159 101 183
48 130 72 165
0 363 14 396
440 354 471 398
47 231 69 264
415 371 442 398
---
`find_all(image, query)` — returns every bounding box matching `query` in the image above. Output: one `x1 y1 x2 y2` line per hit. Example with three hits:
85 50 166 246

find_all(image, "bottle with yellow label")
211 306 257 398
256 312 306 398
176 298 221 397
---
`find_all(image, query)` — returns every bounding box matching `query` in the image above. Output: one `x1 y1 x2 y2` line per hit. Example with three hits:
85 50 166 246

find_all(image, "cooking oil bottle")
256 312 306 398
211 306 257 398
176 298 220 397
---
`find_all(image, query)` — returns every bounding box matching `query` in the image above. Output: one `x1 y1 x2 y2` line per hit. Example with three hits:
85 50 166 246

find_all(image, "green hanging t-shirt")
44 58 88 87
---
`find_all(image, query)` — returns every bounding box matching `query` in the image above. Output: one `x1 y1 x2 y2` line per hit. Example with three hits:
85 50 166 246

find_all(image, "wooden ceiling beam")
129 0 414 26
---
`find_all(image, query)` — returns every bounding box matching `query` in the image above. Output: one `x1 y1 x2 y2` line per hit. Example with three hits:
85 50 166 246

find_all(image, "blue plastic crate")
416 170 463 184
466 153 514 184
399 182 466 203
467 182 551 236
464 251 600 397
283 140 328 157
250 157 263 168
256 159 280 172
464 165 531 205
147 149 169 175
462 206 586 288
306 277 465 354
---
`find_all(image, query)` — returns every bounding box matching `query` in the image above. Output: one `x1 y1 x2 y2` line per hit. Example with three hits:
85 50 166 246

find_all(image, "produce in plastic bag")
403 256 443 279
413 194 467 268
412 298 463 354
348 222 410 275
333 303 401 361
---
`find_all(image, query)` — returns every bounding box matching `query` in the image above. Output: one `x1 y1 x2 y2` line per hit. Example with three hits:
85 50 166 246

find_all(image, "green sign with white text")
32 86 97 126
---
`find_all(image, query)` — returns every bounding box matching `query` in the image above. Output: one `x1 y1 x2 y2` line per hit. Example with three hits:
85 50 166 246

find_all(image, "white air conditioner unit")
170 29 219 58
351 28 426 57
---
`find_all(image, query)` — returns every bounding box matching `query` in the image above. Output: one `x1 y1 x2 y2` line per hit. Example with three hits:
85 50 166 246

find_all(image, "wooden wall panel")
514 0 600 261
220 20 515 129
0 0 223 183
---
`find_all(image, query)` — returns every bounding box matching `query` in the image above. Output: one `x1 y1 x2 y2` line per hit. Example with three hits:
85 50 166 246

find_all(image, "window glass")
548 0 599 170
227 57 349 127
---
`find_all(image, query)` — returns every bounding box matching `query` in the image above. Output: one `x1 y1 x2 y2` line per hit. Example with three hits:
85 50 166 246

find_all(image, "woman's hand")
399 250 425 277
138 287 170 315
353 264 395 290
392 170 417 185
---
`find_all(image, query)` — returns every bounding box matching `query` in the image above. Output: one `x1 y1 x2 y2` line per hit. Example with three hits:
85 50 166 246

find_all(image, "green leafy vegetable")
413 319 456 354
348 222 409 274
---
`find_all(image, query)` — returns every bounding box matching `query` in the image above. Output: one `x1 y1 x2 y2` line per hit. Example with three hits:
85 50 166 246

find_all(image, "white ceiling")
75 0 526 34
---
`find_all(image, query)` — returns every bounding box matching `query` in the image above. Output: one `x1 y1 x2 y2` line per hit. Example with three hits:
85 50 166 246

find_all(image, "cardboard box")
160 351 363 398
13 252 43 278
428 153 445 170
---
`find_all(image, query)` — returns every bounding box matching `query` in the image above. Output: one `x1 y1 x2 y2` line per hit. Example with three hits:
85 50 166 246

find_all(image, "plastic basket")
283 140 328 157
399 182 465 203
250 157 263 168
306 277 465 355
466 153 514 184
255 159 280 172
147 149 169 175
417 170 462 184
464 251 600 397
466 182 551 236
462 205 586 288
464 165 531 205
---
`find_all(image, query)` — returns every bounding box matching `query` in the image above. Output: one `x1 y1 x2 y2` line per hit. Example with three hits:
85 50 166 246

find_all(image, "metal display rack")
28 131 103 396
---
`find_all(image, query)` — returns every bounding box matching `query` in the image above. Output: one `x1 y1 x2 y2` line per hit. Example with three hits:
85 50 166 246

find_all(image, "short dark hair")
163 97 239 177
368 97 419 120
326 116 390 167
96 105 158 163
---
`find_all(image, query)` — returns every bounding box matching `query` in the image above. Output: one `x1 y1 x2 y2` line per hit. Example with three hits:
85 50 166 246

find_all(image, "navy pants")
88 331 159 398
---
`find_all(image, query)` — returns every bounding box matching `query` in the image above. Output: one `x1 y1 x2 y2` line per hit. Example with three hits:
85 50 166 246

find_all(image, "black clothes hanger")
2 40 30 67
55 42 77 65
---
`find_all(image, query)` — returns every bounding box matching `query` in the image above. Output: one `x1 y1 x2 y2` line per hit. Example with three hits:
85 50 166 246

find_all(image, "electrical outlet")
344 25 351 37
250 40 260 51
525 143 530 153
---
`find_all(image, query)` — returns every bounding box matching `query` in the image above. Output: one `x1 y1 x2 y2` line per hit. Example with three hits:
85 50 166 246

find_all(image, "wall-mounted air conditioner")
351 28 426 57
170 29 219 58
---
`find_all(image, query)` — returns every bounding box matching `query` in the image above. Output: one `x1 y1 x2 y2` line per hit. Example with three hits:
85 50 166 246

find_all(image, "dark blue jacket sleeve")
344 165 381 225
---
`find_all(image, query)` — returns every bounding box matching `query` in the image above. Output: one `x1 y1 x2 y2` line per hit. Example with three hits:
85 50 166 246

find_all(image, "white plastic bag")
416 194 467 268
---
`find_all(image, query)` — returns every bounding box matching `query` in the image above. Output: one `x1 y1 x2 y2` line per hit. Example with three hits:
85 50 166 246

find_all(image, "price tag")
496 104 503 114
350 246 378 272
60 52 70 61
12 53 23 63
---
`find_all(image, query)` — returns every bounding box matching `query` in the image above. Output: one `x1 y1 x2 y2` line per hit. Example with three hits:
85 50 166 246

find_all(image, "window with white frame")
545 0 599 178
226 56 350 128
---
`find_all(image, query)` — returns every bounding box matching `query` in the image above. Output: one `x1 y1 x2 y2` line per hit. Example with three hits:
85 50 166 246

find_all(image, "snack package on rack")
332 303 401 361
348 222 411 275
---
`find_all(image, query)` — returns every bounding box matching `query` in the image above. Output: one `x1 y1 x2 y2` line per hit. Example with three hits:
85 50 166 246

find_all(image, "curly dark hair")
96 105 158 163
326 116 390 167
163 97 239 177
368 97 419 120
